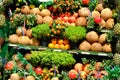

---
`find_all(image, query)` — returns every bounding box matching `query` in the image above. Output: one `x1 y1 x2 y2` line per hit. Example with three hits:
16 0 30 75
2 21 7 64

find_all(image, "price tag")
9 44 17 47
68 51 78 54
53 49 62 52
98 53 107 56
81 52 90 55
38 0 53 2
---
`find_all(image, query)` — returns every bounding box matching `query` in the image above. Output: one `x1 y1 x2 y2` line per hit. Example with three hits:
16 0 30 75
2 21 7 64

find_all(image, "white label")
81 52 90 55
98 53 107 56
53 49 62 52
9 44 17 47
38 0 53 2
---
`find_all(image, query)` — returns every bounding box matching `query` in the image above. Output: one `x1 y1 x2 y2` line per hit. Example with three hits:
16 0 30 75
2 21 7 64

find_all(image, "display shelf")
9 43 113 58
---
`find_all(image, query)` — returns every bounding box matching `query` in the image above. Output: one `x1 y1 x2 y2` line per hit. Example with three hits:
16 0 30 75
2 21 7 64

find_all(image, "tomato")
94 17 102 24
82 0 90 5
68 69 77 79
68 16 76 23
65 12 71 17
94 72 103 79
5 63 13 70
35 67 43 75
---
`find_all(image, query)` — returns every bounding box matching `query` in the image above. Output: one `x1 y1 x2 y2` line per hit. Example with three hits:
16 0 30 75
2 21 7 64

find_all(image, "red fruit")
20 77 25 80
5 63 13 70
82 0 90 5
94 17 102 24
48 6 54 12
95 62 103 70
59 14 65 18
63 16 69 22
35 67 43 75
65 12 71 17
68 16 76 23
73 12 78 18
94 71 103 79
68 69 77 79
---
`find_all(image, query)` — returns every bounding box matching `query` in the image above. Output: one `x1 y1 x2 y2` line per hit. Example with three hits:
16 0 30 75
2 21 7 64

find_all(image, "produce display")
0 0 120 80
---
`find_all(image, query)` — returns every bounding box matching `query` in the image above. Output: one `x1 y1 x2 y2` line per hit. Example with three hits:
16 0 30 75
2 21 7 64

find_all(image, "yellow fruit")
48 43 54 48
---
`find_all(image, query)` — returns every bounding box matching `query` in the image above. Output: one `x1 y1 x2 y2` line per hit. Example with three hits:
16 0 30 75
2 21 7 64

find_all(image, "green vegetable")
32 23 51 39
64 26 86 42
29 50 76 68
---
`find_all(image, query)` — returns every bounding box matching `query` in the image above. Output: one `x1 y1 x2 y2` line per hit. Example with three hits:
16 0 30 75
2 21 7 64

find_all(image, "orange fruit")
65 44 70 50
51 38 57 44
54 44 60 49
58 39 64 44
59 44 65 49
63 39 69 45
48 43 54 48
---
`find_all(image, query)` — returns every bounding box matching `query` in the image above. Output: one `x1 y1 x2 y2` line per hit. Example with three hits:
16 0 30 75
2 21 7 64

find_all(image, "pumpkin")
16 27 26 36
98 19 106 28
10 73 20 80
18 36 30 45
101 8 112 20
40 9 51 16
105 18 114 29
78 7 90 17
9 34 19 44
91 43 102 52
92 11 100 18
43 16 53 24
86 31 99 43
36 15 43 24
98 33 107 44
21 5 30 14
30 38 40 46
26 29 32 38
79 40 91 51
75 17 87 26
102 43 112 52
95 3 104 12
30 8 41 15
26 76 35 80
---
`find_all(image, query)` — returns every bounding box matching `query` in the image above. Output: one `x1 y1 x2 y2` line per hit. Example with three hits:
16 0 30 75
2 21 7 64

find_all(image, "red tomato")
20 77 25 80
82 0 90 5
59 14 65 18
35 67 43 75
68 70 77 79
73 12 78 18
94 17 102 24
65 12 71 17
5 63 13 70
68 16 76 23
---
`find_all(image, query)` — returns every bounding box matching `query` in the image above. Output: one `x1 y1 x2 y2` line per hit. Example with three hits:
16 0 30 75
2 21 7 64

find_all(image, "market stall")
0 0 120 80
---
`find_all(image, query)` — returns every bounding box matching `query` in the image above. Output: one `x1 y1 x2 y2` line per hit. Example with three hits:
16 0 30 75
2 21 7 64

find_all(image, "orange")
51 38 57 44
48 43 54 48
58 39 64 44
59 44 65 49
65 44 70 50
63 39 69 45
54 44 60 49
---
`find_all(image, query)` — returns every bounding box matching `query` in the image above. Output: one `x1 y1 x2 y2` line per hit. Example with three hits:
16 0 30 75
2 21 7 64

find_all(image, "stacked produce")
3 0 120 80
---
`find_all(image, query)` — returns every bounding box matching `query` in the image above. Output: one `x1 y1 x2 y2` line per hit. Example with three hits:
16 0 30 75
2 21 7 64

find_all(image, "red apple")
94 17 102 24
68 69 77 79
74 63 83 72
35 67 43 75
